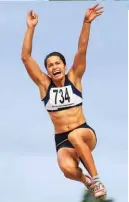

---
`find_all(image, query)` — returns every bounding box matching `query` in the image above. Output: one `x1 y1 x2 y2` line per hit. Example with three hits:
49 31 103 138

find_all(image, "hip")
55 122 97 152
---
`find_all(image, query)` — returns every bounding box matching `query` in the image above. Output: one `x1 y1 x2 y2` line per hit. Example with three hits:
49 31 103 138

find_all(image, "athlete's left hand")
84 3 104 23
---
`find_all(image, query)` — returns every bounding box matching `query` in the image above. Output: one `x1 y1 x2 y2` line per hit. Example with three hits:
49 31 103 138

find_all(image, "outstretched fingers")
96 11 104 16
89 3 104 13
89 3 100 10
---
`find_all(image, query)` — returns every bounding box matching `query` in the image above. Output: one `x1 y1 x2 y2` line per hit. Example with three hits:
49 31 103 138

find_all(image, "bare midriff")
49 106 86 134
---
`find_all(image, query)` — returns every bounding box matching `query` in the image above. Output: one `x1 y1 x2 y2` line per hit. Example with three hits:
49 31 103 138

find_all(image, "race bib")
50 85 74 107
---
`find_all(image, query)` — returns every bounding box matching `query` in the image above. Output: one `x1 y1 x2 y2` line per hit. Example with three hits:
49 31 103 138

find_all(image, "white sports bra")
42 75 83 112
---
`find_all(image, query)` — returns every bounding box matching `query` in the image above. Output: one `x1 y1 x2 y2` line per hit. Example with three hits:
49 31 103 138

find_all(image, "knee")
68 131 81 146
61 163 76 178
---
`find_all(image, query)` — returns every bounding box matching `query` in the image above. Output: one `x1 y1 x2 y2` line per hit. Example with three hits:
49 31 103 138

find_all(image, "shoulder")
38 73 52 99
40 72 51 88
67 68 82 84
67 70 82 93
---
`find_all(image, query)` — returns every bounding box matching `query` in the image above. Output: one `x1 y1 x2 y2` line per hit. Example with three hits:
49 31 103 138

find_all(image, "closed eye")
48 63 53 68
56 61 60 65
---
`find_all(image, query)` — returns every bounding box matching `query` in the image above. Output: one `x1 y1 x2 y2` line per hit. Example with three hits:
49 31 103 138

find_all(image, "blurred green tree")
81 190 113 202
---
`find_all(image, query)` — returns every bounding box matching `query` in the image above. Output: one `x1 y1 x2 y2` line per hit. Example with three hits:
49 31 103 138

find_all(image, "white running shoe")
85 175 94 192
88 180 107 199
85 175 107 199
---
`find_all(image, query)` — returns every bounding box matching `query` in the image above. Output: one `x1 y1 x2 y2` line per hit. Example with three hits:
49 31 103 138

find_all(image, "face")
46 56 66 81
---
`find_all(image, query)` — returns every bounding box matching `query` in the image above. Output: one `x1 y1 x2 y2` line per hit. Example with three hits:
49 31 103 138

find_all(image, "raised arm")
21 11 48 86
70 4 104 78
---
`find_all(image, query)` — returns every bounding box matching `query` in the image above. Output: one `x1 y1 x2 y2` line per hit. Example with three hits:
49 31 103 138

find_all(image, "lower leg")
64 166 84 182
74 144 107 199
63 166 89 185
69 139 98 177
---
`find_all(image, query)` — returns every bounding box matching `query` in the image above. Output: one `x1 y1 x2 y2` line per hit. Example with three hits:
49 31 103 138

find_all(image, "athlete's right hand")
27 10 38 28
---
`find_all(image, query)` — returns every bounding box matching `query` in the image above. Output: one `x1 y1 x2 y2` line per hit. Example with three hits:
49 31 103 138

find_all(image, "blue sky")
0 1 128 202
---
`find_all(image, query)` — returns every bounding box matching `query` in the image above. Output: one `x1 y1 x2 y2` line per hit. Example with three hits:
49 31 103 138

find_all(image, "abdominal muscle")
49 106 86 134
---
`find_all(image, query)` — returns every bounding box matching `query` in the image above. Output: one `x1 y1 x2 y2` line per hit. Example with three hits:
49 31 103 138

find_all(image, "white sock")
92 175 100 182
85 175 92 185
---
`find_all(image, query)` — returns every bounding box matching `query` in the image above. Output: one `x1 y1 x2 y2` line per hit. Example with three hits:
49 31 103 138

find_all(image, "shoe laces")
89 181 105 193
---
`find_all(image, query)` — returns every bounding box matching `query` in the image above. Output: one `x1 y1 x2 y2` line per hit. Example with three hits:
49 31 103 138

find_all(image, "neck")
52 76 65 87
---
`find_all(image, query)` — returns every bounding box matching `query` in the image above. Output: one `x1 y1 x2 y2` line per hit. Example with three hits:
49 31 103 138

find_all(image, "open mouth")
53 71 61 76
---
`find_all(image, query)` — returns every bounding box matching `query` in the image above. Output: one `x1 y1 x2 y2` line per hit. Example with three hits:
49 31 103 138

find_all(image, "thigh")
69 128 97 151
57 147 79 171
81 128 97 151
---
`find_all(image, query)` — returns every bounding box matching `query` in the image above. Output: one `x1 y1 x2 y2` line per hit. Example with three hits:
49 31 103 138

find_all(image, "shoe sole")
95 189 107 199
96 195 106 200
